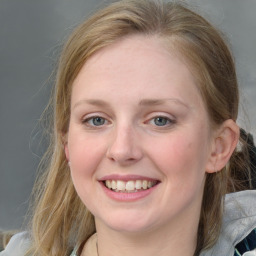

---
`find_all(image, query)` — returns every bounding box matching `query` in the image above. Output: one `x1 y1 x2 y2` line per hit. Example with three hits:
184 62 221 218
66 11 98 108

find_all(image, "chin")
95 210 157 234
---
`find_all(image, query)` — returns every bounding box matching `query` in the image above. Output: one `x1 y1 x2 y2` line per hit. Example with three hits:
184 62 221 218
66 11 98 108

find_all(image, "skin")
65 35 239 256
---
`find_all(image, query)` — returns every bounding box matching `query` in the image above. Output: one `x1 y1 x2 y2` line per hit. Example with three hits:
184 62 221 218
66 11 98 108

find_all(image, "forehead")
72 34 204 110
80 35 189 77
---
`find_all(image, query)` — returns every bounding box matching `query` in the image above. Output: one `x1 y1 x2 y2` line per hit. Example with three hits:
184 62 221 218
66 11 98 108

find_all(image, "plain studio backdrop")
0 0 255 231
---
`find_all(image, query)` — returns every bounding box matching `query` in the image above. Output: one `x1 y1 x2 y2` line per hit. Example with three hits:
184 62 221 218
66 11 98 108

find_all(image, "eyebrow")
138 98 189 108
73 98 189 109
73 99 110 109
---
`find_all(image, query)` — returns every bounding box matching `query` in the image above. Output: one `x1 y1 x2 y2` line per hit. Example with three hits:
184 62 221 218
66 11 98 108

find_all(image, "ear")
206 119 240 173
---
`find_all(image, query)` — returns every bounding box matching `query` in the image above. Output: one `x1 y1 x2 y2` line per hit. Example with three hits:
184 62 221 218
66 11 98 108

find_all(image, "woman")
1 0 256 255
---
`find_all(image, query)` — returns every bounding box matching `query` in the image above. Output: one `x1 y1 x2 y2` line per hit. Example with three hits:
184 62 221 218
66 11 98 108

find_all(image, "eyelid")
82 116 106 123
145 112 176 121
81 112 109 121
145 113 176 127
81 113 111 128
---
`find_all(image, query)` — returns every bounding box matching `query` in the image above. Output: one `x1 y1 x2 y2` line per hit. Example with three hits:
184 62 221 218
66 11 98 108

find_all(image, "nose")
106 125 143 165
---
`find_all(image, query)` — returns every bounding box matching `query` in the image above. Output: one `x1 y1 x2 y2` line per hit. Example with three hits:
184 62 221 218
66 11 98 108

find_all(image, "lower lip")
100 182 159 202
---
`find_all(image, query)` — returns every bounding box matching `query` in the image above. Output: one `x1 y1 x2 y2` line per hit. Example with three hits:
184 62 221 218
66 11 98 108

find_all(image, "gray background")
0 0 255 230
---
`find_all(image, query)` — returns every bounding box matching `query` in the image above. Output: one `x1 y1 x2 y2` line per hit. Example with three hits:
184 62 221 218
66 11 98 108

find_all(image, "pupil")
93 117 105 126
155 117 167 126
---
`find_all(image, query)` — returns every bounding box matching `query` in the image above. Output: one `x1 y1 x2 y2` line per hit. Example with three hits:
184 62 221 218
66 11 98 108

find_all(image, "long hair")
26 1 251 255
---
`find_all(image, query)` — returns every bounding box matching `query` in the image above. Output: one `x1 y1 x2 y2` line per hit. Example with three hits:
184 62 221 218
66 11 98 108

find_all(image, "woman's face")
65 35 215 234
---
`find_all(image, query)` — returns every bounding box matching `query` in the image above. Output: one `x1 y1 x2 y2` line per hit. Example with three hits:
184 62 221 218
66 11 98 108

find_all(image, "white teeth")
126 181 135 191
142 180 148 190
116 180 125 191
135 180 142 190
111 180 117 190
106 180 111 188
104 179 157 192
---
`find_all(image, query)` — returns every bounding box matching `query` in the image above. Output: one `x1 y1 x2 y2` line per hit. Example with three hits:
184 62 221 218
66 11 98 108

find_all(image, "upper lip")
99 174 160 182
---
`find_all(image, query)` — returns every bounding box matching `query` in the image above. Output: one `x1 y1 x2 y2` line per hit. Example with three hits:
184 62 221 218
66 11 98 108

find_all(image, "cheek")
150 133 209 215
150 133 208 186
67 132 106 189
68 136 107 211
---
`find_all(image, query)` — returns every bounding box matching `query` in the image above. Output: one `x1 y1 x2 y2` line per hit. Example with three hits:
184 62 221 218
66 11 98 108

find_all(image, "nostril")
106 148 140 163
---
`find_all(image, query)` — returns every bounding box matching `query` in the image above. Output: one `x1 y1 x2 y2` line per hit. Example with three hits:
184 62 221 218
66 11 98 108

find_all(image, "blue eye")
150 116 174 127
154 117 169 126
84 116 107 126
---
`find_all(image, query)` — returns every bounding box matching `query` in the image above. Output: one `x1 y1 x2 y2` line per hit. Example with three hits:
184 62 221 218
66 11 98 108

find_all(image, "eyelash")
82 114 175 129
82 116 109 127
147 116 176 128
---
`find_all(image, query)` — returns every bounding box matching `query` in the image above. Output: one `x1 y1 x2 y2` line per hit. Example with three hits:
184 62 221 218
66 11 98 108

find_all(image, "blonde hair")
27 1 249 255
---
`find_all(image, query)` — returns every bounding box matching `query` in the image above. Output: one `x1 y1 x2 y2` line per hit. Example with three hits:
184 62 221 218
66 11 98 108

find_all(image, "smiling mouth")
103 180 159 193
